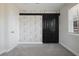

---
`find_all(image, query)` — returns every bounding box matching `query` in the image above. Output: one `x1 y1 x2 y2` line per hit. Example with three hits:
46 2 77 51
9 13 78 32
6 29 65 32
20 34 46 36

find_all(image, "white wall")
0 4 6 54
0 4 19 54
6 4 19 51
59 3 79 56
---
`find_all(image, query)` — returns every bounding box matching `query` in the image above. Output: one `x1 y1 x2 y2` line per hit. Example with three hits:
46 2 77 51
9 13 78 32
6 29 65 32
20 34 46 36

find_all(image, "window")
68 4 79 34
73 17 79 33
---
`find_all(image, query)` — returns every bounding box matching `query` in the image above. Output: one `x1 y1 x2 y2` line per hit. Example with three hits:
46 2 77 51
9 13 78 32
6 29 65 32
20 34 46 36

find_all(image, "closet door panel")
19 15 42 43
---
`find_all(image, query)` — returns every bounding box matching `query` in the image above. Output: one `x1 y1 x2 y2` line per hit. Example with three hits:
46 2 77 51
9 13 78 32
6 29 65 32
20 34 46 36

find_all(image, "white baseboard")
60 42 79 56
18 42 43 44
7 47 15 52
7 44 18 52
0 50 6 55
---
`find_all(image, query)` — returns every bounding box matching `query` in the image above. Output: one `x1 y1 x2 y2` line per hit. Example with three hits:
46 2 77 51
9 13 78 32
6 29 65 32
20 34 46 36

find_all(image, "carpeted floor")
0 44 75 56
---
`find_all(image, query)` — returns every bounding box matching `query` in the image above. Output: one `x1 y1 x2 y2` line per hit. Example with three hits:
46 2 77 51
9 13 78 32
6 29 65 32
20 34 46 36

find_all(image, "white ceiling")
15 3 65 12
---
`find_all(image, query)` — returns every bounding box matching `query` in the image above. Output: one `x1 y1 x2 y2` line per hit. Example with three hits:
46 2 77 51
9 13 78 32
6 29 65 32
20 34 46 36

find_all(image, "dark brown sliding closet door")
43 15 59 43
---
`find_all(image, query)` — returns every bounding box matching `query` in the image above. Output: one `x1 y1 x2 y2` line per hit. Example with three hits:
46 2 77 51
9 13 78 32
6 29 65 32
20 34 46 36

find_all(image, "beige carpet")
1 44 75 56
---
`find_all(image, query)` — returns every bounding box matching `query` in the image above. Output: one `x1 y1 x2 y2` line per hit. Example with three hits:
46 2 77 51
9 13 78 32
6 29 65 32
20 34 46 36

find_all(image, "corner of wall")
59 42 79 56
